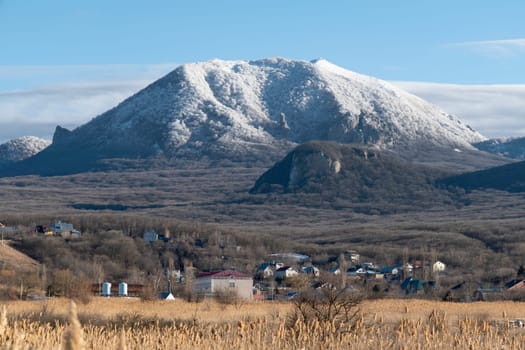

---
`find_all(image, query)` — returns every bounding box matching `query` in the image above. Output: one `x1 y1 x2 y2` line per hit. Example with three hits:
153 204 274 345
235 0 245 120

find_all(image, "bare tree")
287 283 362 328
182 258 201 302
339 253 347 289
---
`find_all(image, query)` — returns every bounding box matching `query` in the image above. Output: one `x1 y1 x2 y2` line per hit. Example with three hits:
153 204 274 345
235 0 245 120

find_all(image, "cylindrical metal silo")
118 282 128 297
102 282 112 297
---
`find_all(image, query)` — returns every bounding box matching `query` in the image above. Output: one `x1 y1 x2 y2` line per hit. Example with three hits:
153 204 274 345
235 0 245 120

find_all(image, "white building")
159 292 175 300
193 270 253 300
256 262 284 279
274 266 299 279
403 263 414 274
257 264 275 279
143 230 159 243
345 250 360 263
51 221 80 237
301 265 320 277
433 261 446 273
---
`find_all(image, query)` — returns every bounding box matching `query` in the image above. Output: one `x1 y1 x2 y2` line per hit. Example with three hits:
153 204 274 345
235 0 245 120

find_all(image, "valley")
2 160 525 290
0 58 524 305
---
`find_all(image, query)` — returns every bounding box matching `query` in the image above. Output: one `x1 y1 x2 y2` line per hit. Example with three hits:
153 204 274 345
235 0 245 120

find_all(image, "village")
2 220 525 303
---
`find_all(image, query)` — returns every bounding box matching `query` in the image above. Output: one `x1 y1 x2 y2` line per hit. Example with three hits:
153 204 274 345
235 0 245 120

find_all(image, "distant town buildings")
35 221 80 238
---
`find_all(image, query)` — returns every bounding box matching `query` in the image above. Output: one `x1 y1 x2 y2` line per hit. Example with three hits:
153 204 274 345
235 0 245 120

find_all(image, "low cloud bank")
0 80 149 143
394 81 525 139
1 77 524 143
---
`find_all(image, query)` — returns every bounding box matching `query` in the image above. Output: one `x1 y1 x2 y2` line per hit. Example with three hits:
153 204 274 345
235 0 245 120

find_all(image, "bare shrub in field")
287 285 363 329
214 288 244 309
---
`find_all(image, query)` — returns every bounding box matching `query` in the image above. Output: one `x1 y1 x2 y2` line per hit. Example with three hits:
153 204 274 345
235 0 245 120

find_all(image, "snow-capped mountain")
4 58 491 175
0 136 50 163
69 58 484 154
474 137 525 159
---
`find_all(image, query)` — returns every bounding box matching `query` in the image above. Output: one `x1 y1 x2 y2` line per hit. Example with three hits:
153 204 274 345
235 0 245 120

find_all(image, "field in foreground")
2 298 525 349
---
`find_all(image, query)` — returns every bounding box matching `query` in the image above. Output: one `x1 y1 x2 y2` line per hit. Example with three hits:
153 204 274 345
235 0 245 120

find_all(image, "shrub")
214 288 243 308
287 284 363 328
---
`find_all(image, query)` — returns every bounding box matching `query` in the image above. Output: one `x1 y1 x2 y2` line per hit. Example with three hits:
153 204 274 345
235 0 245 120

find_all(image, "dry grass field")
2 298 525 349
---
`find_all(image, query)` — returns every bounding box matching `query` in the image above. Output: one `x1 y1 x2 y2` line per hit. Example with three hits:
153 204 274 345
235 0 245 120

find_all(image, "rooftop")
197 269 252 279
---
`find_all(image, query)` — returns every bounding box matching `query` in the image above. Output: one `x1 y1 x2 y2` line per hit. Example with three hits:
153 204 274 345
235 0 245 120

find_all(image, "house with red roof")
193 269 253 300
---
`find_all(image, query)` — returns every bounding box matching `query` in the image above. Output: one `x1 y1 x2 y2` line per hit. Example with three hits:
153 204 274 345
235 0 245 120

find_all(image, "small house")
347 266 379 278
379 265 401 276
256 262 278 279
143 230 159 243
400 277 425 294
432 261 446 273
362 262 378 270
252 285 266 301
0 225 15 234
301 266 320 277
51 221 73 234
403 263 414 275
330 267 341 275
169 269 184 283
274 266 299 280
412 260 424 270
50 221 80 237
346 250 360 263
474 286 503 301
506 279 525 291
193 270 253 300
159 292 175 300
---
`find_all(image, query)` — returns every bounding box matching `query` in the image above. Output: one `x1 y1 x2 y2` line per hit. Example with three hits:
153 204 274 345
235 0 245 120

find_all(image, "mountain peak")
0 136 50 163
52 125 73 144
309 58 325 64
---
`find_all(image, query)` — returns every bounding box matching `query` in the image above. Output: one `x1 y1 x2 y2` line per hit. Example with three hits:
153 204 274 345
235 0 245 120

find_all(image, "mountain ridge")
474 137 525 159
440 159 525 192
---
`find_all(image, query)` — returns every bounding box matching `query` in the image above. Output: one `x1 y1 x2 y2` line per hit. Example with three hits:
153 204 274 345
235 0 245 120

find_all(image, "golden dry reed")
62 301 84 350
1 298 525 349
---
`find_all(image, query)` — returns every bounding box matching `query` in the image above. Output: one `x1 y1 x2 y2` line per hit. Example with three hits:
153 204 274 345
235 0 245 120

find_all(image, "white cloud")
0 64 175 143
393 81 525 138
0 80 150 143
447 38 525 58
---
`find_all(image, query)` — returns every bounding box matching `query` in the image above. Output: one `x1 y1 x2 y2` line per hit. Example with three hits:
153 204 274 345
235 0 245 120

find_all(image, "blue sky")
1 1 525 141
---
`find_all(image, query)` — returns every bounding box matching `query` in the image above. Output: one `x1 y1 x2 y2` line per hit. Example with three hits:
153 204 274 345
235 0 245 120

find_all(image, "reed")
1 298 525 349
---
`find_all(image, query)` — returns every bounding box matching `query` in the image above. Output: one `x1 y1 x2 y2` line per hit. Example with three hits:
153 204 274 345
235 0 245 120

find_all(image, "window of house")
229 281 235 288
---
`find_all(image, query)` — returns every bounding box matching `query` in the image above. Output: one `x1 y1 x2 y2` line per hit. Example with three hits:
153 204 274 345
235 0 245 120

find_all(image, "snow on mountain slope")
474 137 525 159
0 136 50 163
311 59 484 148
19 58 487 171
